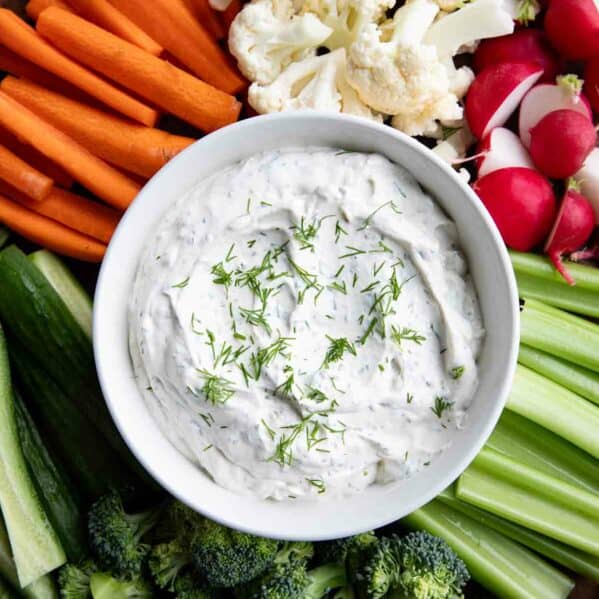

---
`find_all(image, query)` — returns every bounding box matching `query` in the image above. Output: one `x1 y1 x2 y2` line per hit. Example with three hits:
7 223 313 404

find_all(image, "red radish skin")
473 168 556 251
476 128 535 177
473 30 560 83
545 0 599 60
575 148 599 224
465 62 543 140
529 110 597 179
519 80 593 148
584 59 599 114
545 187 596 285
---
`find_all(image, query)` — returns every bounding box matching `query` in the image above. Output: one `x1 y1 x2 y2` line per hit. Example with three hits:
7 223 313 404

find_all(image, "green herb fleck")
197 370 236 406
451 366 465 380
171 276 190 288
431 396 453 418
322 336 357 368
390 326 426 347
306 478 326 494
328 280 347 295
335 220 348 243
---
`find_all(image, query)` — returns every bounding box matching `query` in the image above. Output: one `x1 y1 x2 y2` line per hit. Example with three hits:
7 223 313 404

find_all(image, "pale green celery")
402 499 574 599
438 488 599 582
456 447 599 555
518 344 599 406
0 228 8 251
520 298 599 373
508 365 599 458
488 410 599 494
510 251 599 318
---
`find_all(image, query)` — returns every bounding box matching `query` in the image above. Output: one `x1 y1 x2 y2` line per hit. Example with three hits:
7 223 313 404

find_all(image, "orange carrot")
0 194 106 262
0 128 74 189
0 145 53 202
185 0 225 40
0 9 158 126
0 180 119 243
26 0 73 20
107 0 245 94
38 8 242 132
221 0 241 31
2 76 195 179
66 0 163 56
0 91 141 210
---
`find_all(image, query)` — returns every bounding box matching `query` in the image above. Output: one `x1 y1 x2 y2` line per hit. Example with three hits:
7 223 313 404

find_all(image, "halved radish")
545 182 596 285
465 62 543 140
473 29 560 83
529 109 597 179
575 148 599 224
584 59 599 113
545 0 599 60
473 167 556 251
476 128 534 177
519 77 593 148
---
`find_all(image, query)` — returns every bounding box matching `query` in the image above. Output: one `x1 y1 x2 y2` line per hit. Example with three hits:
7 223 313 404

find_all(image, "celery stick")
403 499 574 599
488 411 599 493
456 448 599 555
519 344 599 406
520 298 599 373
438 489 599 582
508 365 599 458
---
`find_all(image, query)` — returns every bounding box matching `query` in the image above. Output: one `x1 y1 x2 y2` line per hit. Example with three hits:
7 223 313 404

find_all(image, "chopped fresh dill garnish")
197 370 235 405
275 371 296 398
211 262 233 288
390 326 426 347
288 258 322 304
334 264 345 278
358 314 365 325
352 273 358 287
361 281 380 294
306 422 327 450
369 240 393 254
339 246 367 259
306 387 328 403
431 396 453 418
330 377 346 394
246 198 252 214
238 363 250 387
335 220 348 243
239 307 272 335
373 262 385 277
322 336 357 368
190 312 202 335
250 336 294 380
225 244 237 262
325 314 334 320
247 239 256 248
205 329 216 360
261 419 276 440
406 392 414 404
203 444 213 452
171 276 190 288
328 280 347 295
378 364 385 372
199 412 214 427
369 272 415 338
306 478 326 494
359 319 377 345
260 201 272 207
451 366 465 380
292 216 320 251
358 201 401 231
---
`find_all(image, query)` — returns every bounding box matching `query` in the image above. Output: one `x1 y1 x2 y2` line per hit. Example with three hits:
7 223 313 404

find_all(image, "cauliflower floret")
229 0 333 85
249 47 381 120
301 0 394 50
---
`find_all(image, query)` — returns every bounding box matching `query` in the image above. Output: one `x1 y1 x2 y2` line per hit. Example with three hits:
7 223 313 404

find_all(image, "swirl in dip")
129 148 485 500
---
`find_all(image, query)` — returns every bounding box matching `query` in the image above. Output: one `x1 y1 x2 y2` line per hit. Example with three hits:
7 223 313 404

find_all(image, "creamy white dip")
129 148 485 501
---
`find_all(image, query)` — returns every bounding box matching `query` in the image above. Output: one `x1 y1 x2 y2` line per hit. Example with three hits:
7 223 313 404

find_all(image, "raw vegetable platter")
0 0 598 597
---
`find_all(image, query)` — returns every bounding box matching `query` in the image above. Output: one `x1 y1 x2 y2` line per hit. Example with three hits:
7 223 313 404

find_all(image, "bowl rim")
94 112 520 540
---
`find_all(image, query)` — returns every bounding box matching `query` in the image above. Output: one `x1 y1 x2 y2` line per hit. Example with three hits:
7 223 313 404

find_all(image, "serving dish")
94 112 519 541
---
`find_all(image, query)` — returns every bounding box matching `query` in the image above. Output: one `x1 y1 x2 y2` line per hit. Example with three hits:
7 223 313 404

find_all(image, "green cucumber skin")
13 390 87 562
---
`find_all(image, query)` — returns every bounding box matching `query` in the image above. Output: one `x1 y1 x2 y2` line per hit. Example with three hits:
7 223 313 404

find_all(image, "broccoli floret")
304 563 347 599
174 571 217 599
148 538 191 590
333 588 356 599
240 558 310 599
354 537 399 599
315 532 377 564
89 572 154 599
58 559 97 598
191 519 278 588
88 490 162 580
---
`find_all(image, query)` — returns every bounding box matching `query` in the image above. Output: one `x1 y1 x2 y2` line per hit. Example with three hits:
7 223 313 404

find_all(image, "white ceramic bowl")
94 113 519 541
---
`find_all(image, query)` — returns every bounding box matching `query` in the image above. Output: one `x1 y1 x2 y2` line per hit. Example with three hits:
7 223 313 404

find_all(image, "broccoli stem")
304 563 346 599
402 500 574 599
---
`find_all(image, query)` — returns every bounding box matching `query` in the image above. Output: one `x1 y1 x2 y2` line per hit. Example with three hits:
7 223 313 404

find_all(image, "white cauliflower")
249 47 381 120
301 0 395 50
229 0 332 85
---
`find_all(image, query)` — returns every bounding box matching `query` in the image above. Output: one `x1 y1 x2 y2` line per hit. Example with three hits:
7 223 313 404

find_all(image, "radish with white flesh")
473 29 560 83
473 167 556 251
529 109 597 179
465 62 543 139
575 148 599 225
584 59 599 114
476 128 534 177
545 182 596 285
545 0 599 60
519 76 593 148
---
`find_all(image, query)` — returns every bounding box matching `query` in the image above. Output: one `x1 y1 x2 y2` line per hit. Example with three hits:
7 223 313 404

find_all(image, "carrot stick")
0 145 53 202
26 0 73 20
0 128 74 189
38 8 242 132
185 0 225 40
2 77 195 179
107 0 245 94
0 195 106 262
0 92 141 210
66 0 163 56
221 0 241 31
0 180 119 243
0 9 158 126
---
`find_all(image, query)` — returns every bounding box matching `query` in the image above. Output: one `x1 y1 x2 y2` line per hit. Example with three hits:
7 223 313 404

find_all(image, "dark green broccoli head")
148 538 192 591
304 563 348 599
58 559 97 598
151 500 204 545
354 536 401 599
316 532 377 565
88 490 162 580
393 531 469 599
174 571 217 599
191 519 278 588
88 572 154 598
240 558 311 599
274 542 314 564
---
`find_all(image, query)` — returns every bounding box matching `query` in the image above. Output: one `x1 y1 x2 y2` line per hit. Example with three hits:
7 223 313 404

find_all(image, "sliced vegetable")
0 145 53 203
518 344 599 407
508 365 599 459
402 499 574 599
456 447 599 555
0 321 65 587
575 147 599 225
26 0 72 20
520 299 599 373
28 250 92 339
476 128 534 177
